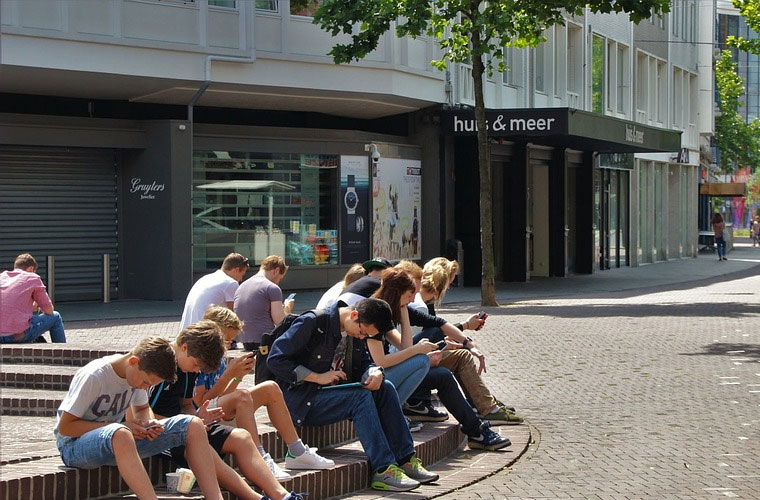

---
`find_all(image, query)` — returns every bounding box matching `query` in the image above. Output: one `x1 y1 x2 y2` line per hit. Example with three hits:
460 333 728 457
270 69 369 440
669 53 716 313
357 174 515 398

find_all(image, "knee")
187 416 206 434
235 389 254 405
259 380 282 397
111 427 135 449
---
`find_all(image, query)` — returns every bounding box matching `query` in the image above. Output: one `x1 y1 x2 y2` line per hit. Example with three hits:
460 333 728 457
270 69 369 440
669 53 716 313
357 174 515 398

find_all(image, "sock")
258 445 266 457
287 439 307 457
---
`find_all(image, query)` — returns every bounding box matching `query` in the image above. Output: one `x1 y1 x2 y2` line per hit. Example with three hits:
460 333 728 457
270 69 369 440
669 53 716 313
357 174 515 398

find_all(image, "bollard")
103 254 110 303
46 255 55 304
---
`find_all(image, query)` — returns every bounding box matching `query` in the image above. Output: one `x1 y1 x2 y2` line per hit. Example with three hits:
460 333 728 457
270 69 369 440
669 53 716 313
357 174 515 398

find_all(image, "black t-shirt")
148 366 197 418
341 276 381 298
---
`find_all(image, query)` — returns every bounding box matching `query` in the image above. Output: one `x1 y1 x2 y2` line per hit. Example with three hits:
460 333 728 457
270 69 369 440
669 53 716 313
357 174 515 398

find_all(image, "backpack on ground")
254 309 330 385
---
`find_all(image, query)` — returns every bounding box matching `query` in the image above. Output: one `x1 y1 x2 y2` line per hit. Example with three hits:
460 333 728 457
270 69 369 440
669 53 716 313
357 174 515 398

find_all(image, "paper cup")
165 472 180 492
176 468 196 494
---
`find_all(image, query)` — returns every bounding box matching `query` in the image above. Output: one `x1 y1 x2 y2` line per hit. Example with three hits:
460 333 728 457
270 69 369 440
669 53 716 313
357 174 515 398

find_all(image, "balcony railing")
635 109 647 124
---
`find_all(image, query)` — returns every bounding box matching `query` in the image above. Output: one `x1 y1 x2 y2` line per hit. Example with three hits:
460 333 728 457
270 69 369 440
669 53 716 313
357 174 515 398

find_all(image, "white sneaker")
284 445 335 470
262 452 292 481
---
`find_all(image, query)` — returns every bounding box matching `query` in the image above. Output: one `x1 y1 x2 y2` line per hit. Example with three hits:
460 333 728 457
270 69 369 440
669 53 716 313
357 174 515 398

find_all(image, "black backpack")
254 309 330 385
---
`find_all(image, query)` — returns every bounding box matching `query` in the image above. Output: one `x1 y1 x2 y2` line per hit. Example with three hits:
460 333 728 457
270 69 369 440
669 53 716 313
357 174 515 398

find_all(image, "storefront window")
591 35 606 114
192 151 338 272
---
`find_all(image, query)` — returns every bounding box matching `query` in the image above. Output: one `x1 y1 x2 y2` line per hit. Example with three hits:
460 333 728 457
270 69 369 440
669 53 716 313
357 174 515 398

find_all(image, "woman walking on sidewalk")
712 213 727 261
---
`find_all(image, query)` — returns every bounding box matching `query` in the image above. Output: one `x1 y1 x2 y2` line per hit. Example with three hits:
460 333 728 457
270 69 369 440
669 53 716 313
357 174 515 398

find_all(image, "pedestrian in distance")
316 263 365 310
712 213 727 261
0 253 66 344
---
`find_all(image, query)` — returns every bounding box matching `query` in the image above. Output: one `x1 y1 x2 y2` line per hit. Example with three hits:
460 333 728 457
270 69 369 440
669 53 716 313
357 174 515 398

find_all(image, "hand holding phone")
144 423 163 430
285 293 296 302
475 311 488 331
435 339 448 350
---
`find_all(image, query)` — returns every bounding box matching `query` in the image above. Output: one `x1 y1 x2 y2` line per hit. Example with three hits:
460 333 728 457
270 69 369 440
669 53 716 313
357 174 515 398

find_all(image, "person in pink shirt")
0 253 66 343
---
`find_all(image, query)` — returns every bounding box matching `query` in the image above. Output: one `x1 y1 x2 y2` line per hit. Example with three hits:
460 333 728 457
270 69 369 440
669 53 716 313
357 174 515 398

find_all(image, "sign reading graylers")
445 109 569 137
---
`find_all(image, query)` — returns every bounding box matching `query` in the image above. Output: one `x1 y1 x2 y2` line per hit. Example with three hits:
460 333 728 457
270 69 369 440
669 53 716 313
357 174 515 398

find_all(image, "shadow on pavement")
479 301 760 319
681 342 760 359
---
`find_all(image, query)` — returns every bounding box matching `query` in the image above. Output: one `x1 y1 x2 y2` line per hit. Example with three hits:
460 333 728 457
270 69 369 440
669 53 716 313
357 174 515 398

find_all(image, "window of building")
607 40 615 112
192 151 338 271
636 52 648 119
255 0 278 11
567 24 583 96
591 35 605 114
209 0 236 8
616 45 627 114
657 60 666 123
535 43 546 93
291 0 321 16
503 46 522 86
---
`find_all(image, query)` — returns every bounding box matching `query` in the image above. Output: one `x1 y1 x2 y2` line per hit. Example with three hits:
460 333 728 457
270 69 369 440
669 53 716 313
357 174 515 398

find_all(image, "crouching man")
267 297 438 492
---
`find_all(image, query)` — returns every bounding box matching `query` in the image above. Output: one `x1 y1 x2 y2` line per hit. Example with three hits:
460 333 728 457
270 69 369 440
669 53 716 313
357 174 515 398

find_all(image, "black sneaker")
466 422 512 451
403 401 449 422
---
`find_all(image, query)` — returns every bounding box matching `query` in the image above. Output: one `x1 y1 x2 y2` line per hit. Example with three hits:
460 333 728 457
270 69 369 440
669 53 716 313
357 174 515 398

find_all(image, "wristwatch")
344 175 358 231
462 336 473 349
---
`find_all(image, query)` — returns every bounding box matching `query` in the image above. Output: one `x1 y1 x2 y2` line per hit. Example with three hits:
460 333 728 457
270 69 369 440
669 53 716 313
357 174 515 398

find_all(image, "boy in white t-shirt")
55 337 226 500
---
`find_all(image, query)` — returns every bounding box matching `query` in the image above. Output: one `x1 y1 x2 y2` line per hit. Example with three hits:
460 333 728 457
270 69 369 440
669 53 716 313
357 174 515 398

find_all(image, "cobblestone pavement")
434 269 760 499
7 248 760 498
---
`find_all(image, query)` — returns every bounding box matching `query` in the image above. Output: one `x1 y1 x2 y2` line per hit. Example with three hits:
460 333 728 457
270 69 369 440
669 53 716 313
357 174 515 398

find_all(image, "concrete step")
0 363 80 390
0 419 466 500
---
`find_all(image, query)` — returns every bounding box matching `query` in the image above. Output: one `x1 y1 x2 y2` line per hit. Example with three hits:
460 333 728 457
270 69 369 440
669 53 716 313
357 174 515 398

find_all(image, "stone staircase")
0 344 478 500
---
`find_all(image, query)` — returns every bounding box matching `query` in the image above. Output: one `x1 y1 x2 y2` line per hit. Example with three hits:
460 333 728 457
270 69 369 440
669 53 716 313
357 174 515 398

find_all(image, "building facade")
0 0 713 300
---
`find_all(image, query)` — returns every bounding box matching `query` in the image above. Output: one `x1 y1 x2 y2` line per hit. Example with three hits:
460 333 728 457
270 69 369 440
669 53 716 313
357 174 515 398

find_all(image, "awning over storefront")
441 107 682 153
699 182 747 197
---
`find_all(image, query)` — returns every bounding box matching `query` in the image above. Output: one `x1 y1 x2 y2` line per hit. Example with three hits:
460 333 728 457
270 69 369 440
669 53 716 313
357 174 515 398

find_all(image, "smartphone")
477 311 488 320
435 339 448 350
320 382 364 390
285 293 296 301
144 423 163 430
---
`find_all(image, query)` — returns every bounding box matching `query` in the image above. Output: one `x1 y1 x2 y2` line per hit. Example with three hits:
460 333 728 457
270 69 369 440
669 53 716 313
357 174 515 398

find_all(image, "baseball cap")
362 257 392 272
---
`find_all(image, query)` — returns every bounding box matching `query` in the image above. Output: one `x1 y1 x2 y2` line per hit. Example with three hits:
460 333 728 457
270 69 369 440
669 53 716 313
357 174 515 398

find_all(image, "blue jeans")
58 415 194 469
0 312 66 343
716 236 726 259
383 354 430 405
415 366 482 436
408 327 446 405
303 380 415 473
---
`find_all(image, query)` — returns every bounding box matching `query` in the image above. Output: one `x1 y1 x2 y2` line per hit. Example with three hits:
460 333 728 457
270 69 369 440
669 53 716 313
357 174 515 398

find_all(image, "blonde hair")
394 260 422 282
422 257 459 305
202 306 244 332
342 264 365 289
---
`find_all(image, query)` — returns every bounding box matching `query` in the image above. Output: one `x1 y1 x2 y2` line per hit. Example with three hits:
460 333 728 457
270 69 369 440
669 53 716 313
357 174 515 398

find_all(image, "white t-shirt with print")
316 280 345 310
179 269 239 330
55 354 149 447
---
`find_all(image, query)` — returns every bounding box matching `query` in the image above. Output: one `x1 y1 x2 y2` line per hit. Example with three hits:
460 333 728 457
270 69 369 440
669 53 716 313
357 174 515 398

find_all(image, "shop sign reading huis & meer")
444 109 569 137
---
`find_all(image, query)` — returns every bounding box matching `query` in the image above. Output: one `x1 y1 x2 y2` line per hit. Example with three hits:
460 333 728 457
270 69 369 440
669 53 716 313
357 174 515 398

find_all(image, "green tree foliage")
714 50 760 172
310 0 669 304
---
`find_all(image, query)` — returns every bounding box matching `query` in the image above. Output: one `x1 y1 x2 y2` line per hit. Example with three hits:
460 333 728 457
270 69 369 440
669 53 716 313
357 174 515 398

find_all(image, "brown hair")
395 260 422 282
14 253 37 271
202 306 244 332
373 268 415 325
342 264 366 289
260 255 288 274
175 320 226 372
130 337 177 382
711 212 724 225
222 253 250 271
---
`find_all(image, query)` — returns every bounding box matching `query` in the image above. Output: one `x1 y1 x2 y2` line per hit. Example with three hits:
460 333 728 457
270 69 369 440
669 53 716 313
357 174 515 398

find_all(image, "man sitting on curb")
0 253 66 344
267 297 438 492
148 321 303 500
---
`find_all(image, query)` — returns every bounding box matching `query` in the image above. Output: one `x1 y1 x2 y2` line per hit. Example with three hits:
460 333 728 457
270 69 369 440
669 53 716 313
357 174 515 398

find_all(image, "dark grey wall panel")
0 146 118 302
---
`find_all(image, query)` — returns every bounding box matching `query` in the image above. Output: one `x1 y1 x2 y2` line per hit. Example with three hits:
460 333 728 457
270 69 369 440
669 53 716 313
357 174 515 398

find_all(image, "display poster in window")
340 156 370 263
372 158 421 260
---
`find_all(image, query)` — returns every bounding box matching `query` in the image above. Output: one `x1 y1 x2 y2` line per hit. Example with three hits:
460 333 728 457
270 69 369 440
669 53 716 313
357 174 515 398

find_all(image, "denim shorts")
59 414 194 469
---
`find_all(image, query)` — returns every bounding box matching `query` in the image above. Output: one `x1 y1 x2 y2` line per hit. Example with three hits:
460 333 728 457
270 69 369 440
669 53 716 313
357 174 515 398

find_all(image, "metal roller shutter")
0 146 118 302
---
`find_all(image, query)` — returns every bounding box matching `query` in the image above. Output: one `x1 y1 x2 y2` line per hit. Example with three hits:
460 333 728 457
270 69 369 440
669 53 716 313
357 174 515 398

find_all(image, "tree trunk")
471 52 498 306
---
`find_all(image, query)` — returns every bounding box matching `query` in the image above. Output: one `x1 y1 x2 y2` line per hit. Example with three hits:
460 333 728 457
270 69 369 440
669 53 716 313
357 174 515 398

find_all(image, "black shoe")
465 421 512 451
403 401 449 422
